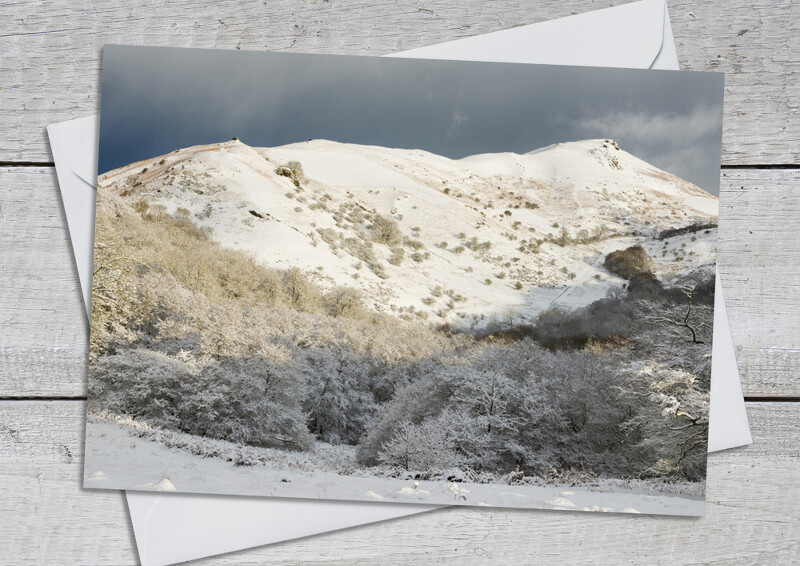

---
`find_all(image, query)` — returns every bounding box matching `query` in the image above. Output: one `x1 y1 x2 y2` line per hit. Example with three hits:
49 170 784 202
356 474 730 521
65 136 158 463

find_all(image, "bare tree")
637 283 712 345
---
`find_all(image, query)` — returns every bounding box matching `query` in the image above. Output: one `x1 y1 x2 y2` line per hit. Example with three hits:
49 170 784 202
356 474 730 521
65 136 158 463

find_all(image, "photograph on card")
84 45 723 515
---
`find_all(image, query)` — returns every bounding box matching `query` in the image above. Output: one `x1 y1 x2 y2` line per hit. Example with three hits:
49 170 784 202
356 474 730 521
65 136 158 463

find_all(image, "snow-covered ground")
84 417 704 516
98 138 717 328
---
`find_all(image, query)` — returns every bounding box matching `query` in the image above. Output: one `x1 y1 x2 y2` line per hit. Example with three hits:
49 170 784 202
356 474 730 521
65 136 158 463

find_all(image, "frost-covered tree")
440 363 522 471
195 356 312 450
300 348 376 445
616 364 709 481
378 411 465 471
357 363 455 466
90 349 313 451
89 348 187 430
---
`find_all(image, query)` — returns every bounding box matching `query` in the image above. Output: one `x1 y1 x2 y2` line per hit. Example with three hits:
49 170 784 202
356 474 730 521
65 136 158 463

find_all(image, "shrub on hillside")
603 245 653 280
370 213 403 246
388 247 405 266
275 160 304 187
282 268 324 312
325 286 367 319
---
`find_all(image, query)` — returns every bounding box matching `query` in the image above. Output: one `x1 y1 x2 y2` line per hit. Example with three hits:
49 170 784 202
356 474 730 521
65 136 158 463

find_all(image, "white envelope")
48 1 750 564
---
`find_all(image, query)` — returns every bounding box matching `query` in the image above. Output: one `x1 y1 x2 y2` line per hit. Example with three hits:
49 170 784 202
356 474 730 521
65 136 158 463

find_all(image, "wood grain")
718 169 800 396
0 0 798 164
1 400 797 565
0 167 88 397
2 167 798 397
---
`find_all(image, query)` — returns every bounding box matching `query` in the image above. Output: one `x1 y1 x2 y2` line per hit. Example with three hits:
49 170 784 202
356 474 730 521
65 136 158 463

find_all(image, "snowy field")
84 417 704 516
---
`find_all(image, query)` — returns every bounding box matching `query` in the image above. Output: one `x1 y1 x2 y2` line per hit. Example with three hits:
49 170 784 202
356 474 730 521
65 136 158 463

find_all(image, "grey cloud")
99 46 724 194
573 104 724 191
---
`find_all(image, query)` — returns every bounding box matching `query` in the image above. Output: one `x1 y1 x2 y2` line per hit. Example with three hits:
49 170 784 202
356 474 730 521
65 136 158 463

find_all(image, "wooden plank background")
1 1 798 563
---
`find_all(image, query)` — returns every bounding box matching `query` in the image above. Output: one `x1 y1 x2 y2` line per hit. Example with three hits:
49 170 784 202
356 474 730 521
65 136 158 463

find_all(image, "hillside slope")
98 138 717 327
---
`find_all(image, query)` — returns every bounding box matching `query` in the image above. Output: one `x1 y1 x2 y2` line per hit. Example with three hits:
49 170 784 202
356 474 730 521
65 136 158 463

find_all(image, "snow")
98 138 717 330
84 417 704 516
684 195 719 217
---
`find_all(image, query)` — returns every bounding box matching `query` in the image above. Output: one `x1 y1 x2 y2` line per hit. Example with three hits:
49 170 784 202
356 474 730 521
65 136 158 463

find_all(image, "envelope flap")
47 116 99 317
49 115 100 187
392 0 666 69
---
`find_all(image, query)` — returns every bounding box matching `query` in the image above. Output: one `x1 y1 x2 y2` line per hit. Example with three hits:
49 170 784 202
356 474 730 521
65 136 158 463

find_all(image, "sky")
99 45 724 194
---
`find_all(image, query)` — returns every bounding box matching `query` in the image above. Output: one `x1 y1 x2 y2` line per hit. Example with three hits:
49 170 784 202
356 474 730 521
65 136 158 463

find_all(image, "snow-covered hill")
98 138 717 327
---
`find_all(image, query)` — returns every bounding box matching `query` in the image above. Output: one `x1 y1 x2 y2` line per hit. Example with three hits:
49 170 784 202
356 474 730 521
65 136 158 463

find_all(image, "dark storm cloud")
99 45 724 194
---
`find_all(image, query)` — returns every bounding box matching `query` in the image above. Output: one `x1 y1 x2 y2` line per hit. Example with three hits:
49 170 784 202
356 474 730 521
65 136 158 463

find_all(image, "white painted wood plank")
0 168 88 397
718 168 800 396
670 0 800 165
3 167 798 397
1 401 797 564
1 401 135 564
0 0 798 164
